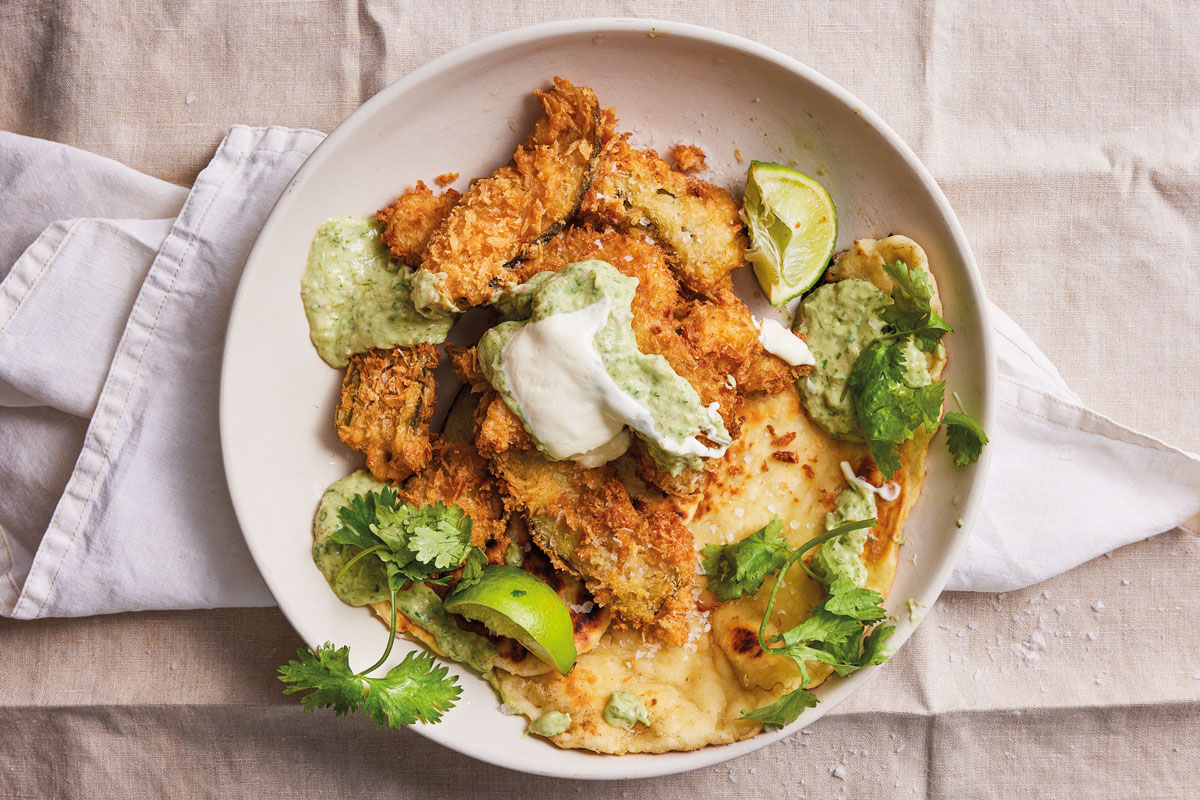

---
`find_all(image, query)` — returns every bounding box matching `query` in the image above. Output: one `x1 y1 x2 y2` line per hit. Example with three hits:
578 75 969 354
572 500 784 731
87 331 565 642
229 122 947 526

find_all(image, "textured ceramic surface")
220 18 995 779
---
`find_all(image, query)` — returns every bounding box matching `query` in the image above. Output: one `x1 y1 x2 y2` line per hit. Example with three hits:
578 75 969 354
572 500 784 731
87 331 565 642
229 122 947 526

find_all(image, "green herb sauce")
817 479 877 587
300 216 453 367
797 278 932 439
312 471 496 675
393 582 497 675
603 690 650 730
528 711 572 737
477 260 730 475
311 470 390 606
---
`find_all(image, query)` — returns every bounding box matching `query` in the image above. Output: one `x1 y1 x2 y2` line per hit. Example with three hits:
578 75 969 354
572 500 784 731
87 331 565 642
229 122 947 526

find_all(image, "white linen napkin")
1 127 1197 618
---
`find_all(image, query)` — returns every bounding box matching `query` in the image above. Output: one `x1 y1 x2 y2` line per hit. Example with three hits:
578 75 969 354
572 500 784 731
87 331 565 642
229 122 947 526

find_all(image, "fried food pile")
336 77 807 648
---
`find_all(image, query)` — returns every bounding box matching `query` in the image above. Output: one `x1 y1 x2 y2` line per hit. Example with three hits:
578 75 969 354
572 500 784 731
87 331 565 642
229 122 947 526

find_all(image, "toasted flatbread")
490 236 944 753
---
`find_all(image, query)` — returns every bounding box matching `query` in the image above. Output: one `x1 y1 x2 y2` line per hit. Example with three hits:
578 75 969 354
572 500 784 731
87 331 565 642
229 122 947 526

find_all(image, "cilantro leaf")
881 260 953 351
362 651 462 728
333 487 400 550
943 410 988 467
278 642 366 715
822 574 888 622
741 686 819 730
281 490 487 731
739 520 895 728
701 518 791 601
774 607 866 650
456 547 488 591
848 341 946 479
859 623 896 666
330 490 485 590
406 504 473 570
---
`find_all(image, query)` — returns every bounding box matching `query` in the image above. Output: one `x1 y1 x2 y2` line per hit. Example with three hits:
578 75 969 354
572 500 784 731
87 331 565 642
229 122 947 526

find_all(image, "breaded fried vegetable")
492 449 694 632
479 520 613 677
511 226 743 443
581 134 747 297
376 181 461 267
628 438 710 497
679 290 808 396
399 440 509 548
474 390 534 457
518 226 682 319
413 77 602 316
335 344 439 482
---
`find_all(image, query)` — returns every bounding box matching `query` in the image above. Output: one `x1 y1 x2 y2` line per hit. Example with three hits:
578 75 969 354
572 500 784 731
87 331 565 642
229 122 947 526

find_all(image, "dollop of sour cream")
840 460 901 502
754 316 816 367
502 299 629 466
502 298 728 468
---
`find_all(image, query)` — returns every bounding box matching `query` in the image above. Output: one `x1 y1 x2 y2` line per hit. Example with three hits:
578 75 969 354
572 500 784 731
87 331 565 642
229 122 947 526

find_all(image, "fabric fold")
1 126 322 618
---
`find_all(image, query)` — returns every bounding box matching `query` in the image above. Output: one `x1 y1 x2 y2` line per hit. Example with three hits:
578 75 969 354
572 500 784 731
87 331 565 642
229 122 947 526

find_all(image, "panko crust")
670 143 708 173
416 77 602 311
376 181 461 266
398 439 509 548
334 344 439 483
678 290 808 396
492 448 696 642
580 132 746 297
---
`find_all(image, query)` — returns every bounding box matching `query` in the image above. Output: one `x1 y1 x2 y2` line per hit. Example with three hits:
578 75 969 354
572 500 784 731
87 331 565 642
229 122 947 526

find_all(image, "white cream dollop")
501 299 727 467
755 316 816 367
840 460 901 502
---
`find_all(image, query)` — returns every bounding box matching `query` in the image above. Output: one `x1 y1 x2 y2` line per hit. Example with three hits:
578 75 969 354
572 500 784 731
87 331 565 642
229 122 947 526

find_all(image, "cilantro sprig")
846 260 988 478
878 259 953 350
701 518 895 730
279 488 486 729
330 486 487 590
279 644 461 727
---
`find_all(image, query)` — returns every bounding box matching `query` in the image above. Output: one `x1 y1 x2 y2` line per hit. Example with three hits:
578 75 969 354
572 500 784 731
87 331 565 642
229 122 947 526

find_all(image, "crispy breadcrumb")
434 172 459 187
628 438 710 497
334 345 439 482
581 132 746 297
376 181 461 266
518 226 681 320
399 439 508 548
678 290 807 395
670 144 708 173
416 77 602 311
444 343 487 390
492 448 694 640
474 390 534 457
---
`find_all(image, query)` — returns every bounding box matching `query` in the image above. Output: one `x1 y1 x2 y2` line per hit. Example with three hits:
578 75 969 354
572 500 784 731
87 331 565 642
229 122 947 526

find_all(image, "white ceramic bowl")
220 18 995 780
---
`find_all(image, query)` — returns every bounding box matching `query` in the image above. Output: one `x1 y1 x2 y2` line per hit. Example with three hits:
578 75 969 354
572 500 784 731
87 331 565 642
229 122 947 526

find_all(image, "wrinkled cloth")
3 4 1200 798
1 126 1197 618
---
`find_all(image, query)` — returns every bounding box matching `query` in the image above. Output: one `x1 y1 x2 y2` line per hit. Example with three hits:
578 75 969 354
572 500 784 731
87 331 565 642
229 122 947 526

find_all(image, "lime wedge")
743 161 837 306
444 565 577 674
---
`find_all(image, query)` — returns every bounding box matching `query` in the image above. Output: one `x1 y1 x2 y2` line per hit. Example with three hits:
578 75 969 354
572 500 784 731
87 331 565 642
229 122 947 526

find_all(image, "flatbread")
492 236 945 753
333 235 945 753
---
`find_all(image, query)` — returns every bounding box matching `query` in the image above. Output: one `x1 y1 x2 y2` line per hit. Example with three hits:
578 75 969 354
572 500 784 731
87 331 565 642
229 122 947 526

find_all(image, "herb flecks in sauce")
528 711 572 737
603 690 650 730
301 216 453 367
312 470 391 606
797 278 932 439
477 260 731 474
817 479 876 587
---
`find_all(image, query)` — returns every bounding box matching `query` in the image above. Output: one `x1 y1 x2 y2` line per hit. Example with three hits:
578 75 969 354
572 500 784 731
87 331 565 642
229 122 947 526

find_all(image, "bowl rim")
220 16 996 780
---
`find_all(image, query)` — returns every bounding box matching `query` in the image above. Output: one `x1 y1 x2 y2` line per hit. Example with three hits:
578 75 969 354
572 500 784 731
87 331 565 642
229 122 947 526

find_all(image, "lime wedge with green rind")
743 161 838 306
444 565 577 674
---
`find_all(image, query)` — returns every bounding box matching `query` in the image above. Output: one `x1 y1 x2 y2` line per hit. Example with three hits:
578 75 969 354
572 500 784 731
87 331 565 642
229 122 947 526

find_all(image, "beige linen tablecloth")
2 2 1198 797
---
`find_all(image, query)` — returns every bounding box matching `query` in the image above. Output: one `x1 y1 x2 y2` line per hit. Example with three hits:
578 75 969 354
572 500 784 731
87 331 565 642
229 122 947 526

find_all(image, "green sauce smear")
477 260 730 475
797 278 933 439
300 216 454 367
